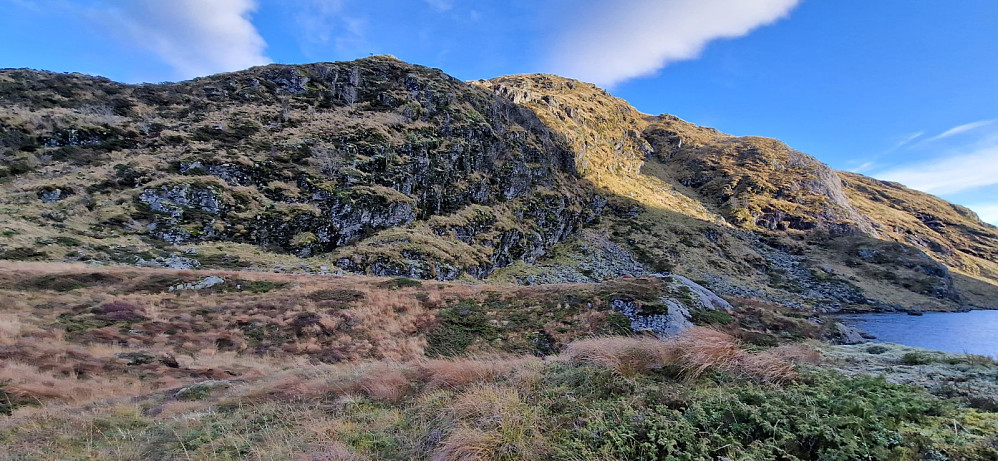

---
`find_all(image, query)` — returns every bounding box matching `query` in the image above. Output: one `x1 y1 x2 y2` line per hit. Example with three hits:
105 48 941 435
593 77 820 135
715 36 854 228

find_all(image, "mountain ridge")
1 56 996 311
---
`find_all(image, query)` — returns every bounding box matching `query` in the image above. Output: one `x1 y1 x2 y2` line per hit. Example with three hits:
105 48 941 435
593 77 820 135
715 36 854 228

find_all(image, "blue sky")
2 0 996 224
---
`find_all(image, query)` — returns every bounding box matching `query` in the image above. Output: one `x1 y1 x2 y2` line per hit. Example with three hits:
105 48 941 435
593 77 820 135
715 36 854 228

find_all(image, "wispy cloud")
964 203 998 226
846 131 923 173
890 131 924 151
294 0 344 45
548 0 800 87
100 0 269 80
851 161 876 173
876 144 998 195
926 119 997 142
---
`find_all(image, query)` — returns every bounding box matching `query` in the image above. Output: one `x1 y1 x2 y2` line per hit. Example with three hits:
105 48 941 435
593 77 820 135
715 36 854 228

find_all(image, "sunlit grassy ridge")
479 73 998 309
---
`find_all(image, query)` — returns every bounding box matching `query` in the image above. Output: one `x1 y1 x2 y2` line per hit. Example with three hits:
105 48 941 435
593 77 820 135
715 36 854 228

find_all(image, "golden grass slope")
840 171 998 299
474 75 720 223
479 74 998 301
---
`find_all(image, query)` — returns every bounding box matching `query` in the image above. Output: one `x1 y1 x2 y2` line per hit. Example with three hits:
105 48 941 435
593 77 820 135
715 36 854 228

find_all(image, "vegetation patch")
425 299 500 357
901 352 935 366
225 279 287 293
0 381 40 416
376 277 423 290
20 272 122 292
0 247 48 261
866 344 891 355
690 309 735 326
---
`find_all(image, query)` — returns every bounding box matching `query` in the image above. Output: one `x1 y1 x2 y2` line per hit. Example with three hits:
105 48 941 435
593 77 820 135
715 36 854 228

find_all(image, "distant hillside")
478 74 998 310
1 57 996 311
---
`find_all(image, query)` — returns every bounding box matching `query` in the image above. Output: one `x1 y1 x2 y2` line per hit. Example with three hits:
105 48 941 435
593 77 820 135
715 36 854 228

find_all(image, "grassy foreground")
2 334 997 460
1 262 997 460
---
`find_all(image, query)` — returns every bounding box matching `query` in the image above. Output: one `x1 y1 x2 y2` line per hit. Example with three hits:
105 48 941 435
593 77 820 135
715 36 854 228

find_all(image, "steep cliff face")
0 57 601 279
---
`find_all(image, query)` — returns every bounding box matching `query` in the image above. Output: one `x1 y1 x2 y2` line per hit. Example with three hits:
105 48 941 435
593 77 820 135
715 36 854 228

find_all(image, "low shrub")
866 345 890 355
0 247 47 261
307 288 366 305
901 352 934 365
21 272 121 292
376 277 423 290
689 308 735 326
425 299 499 357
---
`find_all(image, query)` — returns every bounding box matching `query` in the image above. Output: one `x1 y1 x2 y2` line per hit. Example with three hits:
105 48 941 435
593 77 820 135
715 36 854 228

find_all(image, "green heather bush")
902 352 934 365
544 367 996 461
866 344 890 355
425 299 499 357
376 277 423 290
690 308 735 326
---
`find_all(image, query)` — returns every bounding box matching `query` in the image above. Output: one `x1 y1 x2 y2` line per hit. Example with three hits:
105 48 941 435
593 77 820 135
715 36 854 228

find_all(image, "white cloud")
102 0 269 80
964 203 998 226
926 119 997 142
548 0 800 87
875 145 998 195
851 161 876 173
890 131 924 151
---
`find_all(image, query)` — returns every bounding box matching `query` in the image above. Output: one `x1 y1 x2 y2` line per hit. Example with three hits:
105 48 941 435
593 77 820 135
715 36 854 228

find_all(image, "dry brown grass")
562 335 677 376
434 385 542 461
295 441 365 461
419 356 539 390
0 361 150 405
0 313 24 344
764 342 823 365
561 328 798 383
235 355 544 409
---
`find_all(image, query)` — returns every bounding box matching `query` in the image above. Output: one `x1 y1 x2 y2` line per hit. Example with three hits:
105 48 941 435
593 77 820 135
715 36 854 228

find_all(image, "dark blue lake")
836 310 998 357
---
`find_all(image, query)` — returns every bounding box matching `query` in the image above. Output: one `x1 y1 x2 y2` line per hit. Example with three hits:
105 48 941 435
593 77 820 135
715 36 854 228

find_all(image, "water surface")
836 310 998 357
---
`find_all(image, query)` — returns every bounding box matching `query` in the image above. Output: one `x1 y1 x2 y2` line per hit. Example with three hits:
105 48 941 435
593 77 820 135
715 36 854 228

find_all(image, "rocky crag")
1 57 996 311
0 57 601 280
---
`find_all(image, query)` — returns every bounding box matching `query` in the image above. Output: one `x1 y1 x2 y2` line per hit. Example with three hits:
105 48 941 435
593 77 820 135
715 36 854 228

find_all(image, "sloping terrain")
2 262 997 460
1 58 996 311
479 74 998 311
0 56 600 279
2 262 996 460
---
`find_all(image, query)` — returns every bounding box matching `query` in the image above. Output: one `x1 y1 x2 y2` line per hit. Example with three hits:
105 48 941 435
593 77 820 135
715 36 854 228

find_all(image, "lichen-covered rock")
169 275 225 291
609 275 732 338
612 297 692 337
139 184 225 219
134 254 200 270
669 275 734 311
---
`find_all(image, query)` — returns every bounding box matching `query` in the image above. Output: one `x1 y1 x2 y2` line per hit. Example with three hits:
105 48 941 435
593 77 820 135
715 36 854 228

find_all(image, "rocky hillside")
480 74 998 311
1 57 996 311
0 56 601 279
